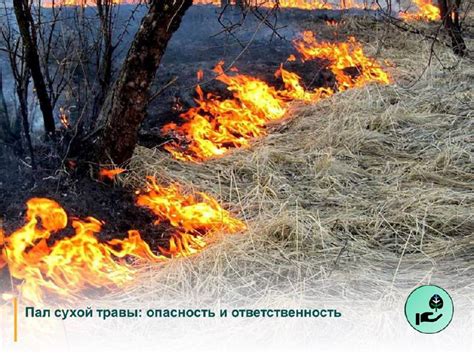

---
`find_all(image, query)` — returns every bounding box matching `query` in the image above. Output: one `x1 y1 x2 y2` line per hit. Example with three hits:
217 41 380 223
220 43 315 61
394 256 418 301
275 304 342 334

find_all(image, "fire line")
162 31 391 162
38 0 441 22
0 177 246 305
399 0 441 21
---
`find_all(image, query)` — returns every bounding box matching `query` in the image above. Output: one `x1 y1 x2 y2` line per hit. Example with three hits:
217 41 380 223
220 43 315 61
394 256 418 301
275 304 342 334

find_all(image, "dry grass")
110 18 473 307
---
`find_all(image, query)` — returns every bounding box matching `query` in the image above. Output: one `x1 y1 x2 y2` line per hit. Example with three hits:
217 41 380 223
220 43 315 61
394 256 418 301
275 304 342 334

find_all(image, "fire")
0 179 245 304
163 31 390 162
276 65 334 102
162 62 288 161
193 0 375 10
40 0 140 7
197 69 204 81
137 176 246 256
270 0 332 9
59 107 70 129
40 0 376 10
99 168 126 180
292 31 390 91
400 0 441 21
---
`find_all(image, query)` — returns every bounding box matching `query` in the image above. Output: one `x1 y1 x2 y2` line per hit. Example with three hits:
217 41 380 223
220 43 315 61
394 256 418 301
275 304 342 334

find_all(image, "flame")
137 177 245 233
59 107 70 129
162 62 288 161
292 31 390 91
99 168 126 180
40 0 140 8
276 64 334 102
40 0 377 10
163 31 390 162
197 69 204 81
192 0 378 9
0 179 245 304
400 0 440 21
137 176 246 256
271 0 332 9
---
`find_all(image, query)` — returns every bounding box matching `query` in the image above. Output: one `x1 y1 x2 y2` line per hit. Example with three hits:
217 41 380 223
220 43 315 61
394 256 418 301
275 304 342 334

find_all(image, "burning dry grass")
162 31 390 162
117 17 473 307
1 17 471 313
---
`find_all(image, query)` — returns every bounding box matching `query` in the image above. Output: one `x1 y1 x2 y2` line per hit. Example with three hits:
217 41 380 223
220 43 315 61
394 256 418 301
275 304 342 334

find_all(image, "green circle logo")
404 285 454 334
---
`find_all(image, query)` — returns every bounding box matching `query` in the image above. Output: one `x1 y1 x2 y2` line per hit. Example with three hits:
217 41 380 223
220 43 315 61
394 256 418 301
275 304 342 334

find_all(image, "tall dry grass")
111 17 473 306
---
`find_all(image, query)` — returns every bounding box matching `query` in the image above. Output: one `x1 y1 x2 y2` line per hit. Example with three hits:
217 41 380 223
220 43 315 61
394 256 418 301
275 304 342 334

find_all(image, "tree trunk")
0 69 12 142
91 0 193 165
17 80 36 169
12 0 56 135
438 0 467 56
93 0 115 118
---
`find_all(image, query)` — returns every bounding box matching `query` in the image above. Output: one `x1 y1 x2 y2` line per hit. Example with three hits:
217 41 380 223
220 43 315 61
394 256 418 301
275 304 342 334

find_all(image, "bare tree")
1 8 35 164
0 68 18 145
89 0 193 165
93 0 115 117
12 0 55 135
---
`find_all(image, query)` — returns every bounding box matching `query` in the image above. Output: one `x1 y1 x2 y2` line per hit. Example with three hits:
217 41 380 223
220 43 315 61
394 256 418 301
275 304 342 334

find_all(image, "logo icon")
405 285 454 334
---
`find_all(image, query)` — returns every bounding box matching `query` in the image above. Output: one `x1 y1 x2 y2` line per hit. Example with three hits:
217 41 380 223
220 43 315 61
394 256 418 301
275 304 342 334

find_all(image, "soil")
0 152 173 250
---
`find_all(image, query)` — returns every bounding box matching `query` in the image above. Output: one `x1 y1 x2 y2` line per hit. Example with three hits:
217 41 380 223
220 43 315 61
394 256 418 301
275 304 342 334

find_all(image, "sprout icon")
429 294 444 312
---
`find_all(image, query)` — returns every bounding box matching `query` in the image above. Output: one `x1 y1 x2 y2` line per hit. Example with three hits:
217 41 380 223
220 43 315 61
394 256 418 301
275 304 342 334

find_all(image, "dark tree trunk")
17 80 36 169
12 0 56 135
438 0 467 56
91 0 193 165
0 69 12 142
93 0 114 118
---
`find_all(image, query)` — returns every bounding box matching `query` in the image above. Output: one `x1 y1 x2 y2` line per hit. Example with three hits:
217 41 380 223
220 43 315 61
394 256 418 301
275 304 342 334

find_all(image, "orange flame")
59 107 70 129
326 19 338 26
137 176 246 256
197 69 204 81
292 31 390 91
193 0 377 10
400 0 440 21
0 179 245 304
40 0 140 8
40 0 376 10
99 168 126 180
163 31 390 162
271 0 333 9
275 64 334 102
162 62 288 161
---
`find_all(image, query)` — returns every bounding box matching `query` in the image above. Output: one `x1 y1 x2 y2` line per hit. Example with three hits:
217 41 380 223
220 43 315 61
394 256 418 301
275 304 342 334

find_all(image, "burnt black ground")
0 152 172 249
139 6 371 145
0 149 170 296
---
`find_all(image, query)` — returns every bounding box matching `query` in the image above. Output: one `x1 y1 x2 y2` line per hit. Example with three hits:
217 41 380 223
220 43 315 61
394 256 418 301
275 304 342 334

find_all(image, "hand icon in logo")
416 312 443 325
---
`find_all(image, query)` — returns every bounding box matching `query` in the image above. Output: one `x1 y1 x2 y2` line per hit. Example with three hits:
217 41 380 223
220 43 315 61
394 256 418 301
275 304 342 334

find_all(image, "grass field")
106 17 474 308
